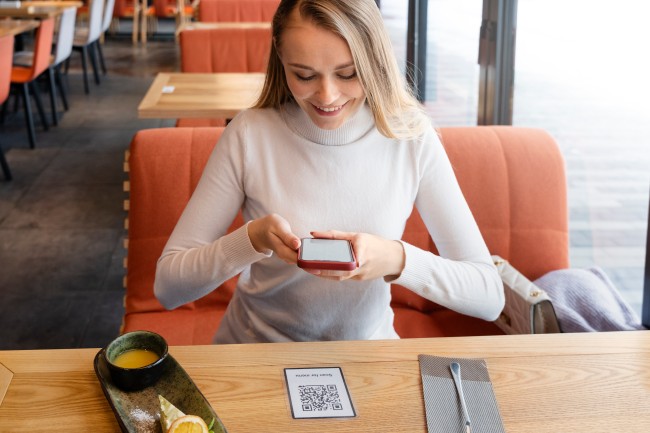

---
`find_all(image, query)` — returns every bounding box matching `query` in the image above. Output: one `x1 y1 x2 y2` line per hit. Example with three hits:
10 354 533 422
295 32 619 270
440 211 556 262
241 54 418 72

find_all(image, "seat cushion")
176 118 227 127
123 308 224 345
393 307 503 338
10 66 32 84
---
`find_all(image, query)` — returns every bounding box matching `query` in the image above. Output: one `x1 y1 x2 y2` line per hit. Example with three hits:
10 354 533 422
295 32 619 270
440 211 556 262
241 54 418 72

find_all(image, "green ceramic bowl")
104 330 169 391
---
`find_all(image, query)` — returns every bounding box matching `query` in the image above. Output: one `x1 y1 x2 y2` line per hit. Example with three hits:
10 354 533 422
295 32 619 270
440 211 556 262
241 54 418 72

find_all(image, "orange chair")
124 127 240 343
153 0 195 19
122 126 569 345
151 0 195 37
13 6 78 126
177 25 271 127
198 0 279 22
10 18 55 149
112 0 149 43
1 35 14 180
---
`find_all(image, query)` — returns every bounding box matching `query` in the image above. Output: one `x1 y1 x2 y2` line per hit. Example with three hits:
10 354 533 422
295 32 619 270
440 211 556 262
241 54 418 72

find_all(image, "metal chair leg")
0 100 7 125
20 83 37 149
54 65 69 111
29 81 49 132
80 46 89 94
89 42 101 85
0 144 12 181
47 67 59 126
97 39 107 75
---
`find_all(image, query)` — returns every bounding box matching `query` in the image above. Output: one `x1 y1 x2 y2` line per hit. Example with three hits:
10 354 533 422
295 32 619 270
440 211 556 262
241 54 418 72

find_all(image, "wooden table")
138 72 266 119
175 20 271 36
18 1 83 6
0 1 81 19
0 19 40 37
1 331 649 432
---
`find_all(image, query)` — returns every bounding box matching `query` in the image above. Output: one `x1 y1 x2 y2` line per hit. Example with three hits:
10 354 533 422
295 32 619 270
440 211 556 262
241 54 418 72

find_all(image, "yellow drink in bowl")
112 349 160 368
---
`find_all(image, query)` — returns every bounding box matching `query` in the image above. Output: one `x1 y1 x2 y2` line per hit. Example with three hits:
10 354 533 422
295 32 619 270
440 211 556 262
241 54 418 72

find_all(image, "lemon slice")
158 395 186 432
167 414 209 433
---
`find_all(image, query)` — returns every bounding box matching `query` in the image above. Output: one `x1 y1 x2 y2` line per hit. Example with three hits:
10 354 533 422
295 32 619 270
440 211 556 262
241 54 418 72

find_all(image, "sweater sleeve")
391 130 505 321
154 115 271 310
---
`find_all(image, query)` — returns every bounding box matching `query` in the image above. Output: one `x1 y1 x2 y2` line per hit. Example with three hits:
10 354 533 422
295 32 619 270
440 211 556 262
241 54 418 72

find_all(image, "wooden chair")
112 0 142 43
177 25 271 127
0 35 14 180
152 0 196 38
10 18 55 149
198 0 279 22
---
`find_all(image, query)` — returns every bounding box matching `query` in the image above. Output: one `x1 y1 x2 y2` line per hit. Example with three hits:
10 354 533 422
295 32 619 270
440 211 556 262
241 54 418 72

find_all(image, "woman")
154 0 504 344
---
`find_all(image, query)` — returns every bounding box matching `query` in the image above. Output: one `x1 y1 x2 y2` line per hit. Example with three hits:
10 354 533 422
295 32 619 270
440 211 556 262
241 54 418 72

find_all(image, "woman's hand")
308 230 405 281
248 214 301 265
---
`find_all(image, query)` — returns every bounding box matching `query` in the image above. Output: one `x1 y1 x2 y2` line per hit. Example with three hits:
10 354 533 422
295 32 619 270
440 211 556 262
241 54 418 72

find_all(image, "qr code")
298 384 343 411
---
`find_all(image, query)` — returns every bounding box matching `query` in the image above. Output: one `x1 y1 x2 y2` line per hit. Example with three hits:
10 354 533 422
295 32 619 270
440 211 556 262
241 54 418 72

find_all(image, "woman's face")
279 11 366 130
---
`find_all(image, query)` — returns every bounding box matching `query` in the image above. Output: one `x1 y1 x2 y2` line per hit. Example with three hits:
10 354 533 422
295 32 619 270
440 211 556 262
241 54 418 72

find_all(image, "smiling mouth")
313 101 348 115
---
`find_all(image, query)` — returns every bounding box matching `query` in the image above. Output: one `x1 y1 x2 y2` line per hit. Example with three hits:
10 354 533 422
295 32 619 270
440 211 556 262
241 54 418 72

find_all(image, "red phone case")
297 239 357 271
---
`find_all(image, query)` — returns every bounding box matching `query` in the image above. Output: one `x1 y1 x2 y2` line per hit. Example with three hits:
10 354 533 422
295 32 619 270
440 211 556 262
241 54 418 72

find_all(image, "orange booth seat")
122 126 569 345
176 25 272 128
198 0 279 22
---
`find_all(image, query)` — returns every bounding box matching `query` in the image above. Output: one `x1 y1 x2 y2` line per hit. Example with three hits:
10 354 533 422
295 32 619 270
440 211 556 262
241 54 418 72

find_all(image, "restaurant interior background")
0 0 648 350
384 0 649 317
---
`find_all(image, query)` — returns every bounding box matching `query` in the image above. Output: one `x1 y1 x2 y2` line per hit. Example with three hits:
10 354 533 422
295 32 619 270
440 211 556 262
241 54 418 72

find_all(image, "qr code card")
284 367 356 419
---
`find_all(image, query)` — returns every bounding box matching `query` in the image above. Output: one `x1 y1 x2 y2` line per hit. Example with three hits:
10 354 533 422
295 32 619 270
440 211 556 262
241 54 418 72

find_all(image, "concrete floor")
0 33 179 350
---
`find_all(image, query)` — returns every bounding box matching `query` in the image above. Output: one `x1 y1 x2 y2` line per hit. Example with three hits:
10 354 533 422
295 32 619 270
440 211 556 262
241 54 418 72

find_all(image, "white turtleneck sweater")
154 103 504 344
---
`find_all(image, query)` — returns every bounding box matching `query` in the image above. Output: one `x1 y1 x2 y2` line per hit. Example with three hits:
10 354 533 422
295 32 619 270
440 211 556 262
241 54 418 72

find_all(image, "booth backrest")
179 26 272 73
177 26 271 128
198 0 279 22
123 126 569 344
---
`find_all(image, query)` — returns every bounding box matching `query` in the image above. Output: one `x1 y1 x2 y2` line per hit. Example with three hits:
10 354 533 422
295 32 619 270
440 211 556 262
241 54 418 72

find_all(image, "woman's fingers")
248 214 301 263
300 233 404 281
310 230 355 240
304 269 353 281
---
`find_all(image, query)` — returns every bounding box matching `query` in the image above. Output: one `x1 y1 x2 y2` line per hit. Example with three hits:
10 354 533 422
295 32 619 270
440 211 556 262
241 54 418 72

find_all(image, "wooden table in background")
175 20 271 36
138 72 266 119
18 1 83 6
1 332 650 432
0 19 40 37
0 1 81 19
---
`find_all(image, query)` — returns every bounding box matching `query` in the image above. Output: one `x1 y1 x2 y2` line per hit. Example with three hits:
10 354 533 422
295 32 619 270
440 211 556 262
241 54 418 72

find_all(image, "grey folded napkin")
418 355 505 433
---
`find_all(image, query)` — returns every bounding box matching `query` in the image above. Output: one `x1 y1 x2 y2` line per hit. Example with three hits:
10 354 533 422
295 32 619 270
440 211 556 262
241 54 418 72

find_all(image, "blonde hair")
254 0 430 140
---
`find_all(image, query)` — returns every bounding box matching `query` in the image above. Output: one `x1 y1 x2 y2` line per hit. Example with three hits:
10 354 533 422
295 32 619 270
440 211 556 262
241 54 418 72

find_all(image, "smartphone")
297 238 357 271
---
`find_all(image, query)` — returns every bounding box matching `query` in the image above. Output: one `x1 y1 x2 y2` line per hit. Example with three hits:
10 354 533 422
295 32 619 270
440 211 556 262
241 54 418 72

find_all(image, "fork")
450 362 472 433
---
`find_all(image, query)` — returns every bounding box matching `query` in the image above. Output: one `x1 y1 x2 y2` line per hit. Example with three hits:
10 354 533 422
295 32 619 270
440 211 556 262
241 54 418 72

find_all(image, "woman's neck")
281 102 375 146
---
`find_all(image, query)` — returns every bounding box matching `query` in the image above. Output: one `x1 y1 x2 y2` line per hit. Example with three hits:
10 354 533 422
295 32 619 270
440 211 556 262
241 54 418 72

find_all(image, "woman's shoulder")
229 106 282 127
395 121 440 148
217 107 290 154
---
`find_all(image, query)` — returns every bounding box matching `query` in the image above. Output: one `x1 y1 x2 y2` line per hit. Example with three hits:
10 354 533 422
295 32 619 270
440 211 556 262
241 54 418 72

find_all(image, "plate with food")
94 349 228 433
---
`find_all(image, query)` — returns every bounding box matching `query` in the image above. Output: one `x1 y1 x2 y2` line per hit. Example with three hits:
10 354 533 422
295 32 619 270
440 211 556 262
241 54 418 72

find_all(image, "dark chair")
10 18 55 149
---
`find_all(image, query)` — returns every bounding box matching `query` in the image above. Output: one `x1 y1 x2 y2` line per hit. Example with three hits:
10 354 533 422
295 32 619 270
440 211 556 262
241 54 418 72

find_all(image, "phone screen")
300 238 354 262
